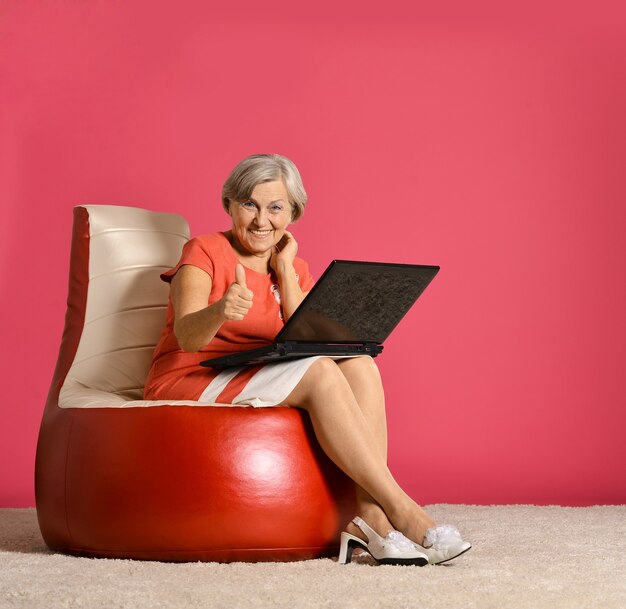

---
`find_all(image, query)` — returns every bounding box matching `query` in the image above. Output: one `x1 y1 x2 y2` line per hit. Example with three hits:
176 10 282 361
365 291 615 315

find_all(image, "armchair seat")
35 205 355 561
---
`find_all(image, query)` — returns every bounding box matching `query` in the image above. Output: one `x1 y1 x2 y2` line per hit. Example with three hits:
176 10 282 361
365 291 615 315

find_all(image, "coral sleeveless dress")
143 232 321 406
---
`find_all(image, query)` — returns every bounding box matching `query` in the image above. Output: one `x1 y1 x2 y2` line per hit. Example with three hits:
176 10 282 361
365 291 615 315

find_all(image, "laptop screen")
276 260 439 344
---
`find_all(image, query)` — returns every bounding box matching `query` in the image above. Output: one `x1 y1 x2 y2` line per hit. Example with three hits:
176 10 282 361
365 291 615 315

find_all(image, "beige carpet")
1 505 625 609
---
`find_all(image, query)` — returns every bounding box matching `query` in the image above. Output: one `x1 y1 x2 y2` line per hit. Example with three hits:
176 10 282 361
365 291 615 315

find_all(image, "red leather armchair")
35 205 355 561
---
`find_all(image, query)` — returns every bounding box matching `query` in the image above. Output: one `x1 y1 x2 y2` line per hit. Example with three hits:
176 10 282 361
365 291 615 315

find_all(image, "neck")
225 230 272 274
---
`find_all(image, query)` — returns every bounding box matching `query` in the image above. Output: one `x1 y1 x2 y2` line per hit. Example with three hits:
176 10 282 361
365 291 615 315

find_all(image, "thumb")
235 263 247 290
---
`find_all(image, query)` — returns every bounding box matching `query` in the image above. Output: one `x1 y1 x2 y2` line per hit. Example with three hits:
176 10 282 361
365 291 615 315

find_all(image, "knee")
306 357 344 386
356 355 380 376
339 356 382 384
292 358 349 408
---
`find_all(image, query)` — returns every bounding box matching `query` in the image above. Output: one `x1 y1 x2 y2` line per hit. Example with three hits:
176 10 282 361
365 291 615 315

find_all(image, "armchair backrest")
60 205 189 400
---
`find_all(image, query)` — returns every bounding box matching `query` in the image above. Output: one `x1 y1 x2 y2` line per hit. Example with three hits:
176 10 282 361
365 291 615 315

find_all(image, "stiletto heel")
338 532 367 564
338 517 428 566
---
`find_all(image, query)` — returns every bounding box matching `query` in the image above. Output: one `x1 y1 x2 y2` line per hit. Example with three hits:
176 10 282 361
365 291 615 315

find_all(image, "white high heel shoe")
338 517 429 566
414 524 472 565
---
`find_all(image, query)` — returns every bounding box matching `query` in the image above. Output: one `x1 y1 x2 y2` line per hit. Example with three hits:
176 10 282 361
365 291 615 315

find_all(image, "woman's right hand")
219 263 253 321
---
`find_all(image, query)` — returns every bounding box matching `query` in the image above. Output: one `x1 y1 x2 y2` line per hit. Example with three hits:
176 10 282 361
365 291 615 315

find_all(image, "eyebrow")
248 198 285 205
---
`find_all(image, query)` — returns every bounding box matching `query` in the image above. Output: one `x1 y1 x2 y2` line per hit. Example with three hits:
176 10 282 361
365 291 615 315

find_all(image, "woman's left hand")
270 231 298 274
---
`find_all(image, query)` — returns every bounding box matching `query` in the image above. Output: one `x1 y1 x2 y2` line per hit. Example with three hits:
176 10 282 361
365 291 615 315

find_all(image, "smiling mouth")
249 229 272 238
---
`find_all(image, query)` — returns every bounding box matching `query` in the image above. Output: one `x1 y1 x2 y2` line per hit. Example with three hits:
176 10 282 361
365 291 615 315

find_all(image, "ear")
225 199 233 216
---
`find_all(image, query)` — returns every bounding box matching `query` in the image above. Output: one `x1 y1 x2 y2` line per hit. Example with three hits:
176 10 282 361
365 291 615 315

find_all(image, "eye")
240 200 256 210
269 204 284 214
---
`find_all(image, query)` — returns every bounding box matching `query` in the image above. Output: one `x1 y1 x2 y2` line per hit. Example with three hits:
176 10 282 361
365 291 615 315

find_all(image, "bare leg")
335 358 394 539
283 357 435 544
335 357 435 541
335 358 388 456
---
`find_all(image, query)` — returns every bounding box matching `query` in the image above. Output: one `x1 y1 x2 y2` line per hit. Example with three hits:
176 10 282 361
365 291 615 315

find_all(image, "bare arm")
172 264 253 352
270 231 308 321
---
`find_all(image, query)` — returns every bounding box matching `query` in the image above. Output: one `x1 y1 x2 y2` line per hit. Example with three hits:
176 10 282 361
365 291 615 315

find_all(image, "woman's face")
229 180 292 258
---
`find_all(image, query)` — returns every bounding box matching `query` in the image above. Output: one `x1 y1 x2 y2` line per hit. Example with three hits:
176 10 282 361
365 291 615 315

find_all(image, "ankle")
347 505 394 541
388 502 436 546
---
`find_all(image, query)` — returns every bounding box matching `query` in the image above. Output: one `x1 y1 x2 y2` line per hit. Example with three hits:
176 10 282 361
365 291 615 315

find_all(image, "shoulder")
180 233 233 263
184 232 229 253
162 233 230 283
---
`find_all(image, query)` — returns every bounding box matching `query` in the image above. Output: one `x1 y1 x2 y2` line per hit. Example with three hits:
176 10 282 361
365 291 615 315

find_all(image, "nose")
254 207 269 226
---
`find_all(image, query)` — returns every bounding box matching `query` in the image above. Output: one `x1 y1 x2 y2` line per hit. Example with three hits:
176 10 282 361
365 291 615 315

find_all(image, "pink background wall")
1 1 625 507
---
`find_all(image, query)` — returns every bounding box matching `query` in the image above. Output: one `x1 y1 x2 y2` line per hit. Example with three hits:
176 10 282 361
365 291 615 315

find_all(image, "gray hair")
221 154 307 222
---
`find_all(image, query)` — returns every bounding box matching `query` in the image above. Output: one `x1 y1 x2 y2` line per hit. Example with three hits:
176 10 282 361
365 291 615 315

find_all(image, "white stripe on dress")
230 356 327 407
198 355 369 408
197 366 246 404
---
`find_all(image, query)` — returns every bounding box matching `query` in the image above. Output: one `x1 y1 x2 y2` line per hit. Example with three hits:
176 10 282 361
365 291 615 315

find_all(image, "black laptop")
200 260 439 370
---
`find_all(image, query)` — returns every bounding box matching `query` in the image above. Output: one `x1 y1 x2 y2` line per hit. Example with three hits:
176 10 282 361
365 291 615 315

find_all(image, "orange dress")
143 232 315 402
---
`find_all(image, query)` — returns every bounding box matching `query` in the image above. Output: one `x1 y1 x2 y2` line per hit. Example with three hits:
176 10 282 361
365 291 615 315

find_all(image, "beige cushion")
61 205 192 407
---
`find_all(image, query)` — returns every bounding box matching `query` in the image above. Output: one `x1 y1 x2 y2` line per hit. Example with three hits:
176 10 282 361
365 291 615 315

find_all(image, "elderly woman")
144 154 471 566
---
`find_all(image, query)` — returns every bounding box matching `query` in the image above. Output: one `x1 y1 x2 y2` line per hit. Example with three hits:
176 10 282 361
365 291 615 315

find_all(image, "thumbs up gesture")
219 263 254 321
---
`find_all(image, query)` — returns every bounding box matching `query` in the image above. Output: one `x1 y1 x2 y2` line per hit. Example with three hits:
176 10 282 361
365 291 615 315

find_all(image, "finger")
235 263 247 289
234 265 253 300
232 300 252 318
230 298 252 313
281 231 297 252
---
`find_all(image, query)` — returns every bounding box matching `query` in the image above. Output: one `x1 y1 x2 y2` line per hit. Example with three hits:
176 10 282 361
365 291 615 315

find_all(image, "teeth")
250 230 271 236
